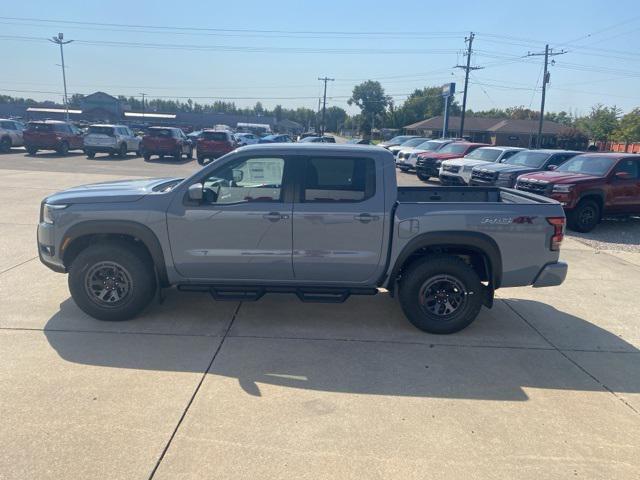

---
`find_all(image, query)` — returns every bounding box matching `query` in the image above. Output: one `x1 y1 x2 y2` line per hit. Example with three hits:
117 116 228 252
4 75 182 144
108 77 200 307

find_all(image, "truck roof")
236 143 390 156
574 152 640 159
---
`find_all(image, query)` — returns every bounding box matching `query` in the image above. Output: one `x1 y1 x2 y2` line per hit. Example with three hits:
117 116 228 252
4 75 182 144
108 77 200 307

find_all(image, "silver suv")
0 119 26 152
84 124 141 158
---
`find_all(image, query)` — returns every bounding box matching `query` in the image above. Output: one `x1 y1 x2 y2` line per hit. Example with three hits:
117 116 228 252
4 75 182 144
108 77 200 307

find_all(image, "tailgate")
24 131 57 147
144 137 176 151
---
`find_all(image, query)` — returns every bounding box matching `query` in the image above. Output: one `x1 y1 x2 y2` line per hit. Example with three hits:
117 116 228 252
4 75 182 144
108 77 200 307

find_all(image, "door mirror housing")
187 183 204 201
547 164 558 171
232 169 244 183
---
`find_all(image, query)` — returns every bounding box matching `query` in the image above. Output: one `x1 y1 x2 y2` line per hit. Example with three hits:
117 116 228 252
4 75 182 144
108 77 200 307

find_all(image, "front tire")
68 242 157 321
567 199 600 232
417 172 430 181
86 150 96 159
187 146 193 159
57 141 69 155
26 146 38 155
143 153 151 161
399 255 483 334
118 143 127 158
197 155 206 165
174 148 182 160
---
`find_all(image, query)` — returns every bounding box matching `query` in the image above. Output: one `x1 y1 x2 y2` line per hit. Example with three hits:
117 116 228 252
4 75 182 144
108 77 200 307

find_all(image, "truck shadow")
43 295 640 402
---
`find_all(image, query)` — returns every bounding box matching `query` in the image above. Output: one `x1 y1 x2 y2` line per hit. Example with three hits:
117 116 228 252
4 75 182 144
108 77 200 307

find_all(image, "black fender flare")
388 231 503 290
62 220 169 286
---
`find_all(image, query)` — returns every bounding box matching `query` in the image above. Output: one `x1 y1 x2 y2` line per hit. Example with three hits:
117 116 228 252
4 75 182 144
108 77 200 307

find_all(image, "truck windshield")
400 138 429 147
503 151 549 168
464 148 501 161
148 129 173 137
415 141 443 151
388 135 415 144
437 143 469 155
556 156 617 176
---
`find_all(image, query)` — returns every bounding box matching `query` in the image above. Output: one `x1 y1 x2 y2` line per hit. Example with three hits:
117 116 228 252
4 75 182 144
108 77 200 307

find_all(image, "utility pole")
49 33 73 121
527 45 567 148
139 93 147 118
455 32 482 138
318 76 334 136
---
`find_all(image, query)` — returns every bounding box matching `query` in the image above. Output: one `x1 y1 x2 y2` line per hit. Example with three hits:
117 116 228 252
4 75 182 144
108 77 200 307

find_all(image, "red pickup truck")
515 153 640 232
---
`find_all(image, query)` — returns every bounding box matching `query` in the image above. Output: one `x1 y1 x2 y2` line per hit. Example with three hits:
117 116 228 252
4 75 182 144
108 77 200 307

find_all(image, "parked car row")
382 135 640 232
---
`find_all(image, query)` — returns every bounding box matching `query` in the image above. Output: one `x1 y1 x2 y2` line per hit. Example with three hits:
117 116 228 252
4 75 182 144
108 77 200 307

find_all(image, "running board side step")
177 284 378 303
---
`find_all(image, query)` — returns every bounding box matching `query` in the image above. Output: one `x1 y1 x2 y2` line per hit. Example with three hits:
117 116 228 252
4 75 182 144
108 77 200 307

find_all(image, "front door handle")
354 213 379 223
263 212 289 222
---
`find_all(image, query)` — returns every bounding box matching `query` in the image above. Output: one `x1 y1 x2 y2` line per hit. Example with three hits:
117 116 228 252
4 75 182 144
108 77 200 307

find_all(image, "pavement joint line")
0 326 224 338
502 299 640 416
147 301 243 480
0 256 38 276
2 325 637 355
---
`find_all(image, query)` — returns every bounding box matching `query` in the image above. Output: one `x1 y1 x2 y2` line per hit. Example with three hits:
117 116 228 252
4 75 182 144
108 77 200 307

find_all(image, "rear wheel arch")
61 221 169 286
387 231 502 295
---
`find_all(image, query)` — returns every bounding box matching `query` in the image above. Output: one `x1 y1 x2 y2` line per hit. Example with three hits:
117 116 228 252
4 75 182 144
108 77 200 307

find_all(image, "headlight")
42 203 68 224
552 184 574 193
498 172 515 179
463 165 474 172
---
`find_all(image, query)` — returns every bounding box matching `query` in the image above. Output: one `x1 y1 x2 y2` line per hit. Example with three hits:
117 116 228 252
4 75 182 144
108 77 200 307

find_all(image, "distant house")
405 116 569 148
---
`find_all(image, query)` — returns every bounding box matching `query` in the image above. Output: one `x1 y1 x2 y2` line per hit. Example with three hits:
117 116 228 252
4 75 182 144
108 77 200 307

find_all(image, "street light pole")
49 33 73 121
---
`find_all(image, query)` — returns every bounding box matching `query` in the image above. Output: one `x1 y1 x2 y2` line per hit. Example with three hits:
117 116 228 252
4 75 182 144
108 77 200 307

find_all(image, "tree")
348 80 390 134
576 104 621 142
390 86 461 128
545 110 574 126
324 106 347 133
613 108 640 148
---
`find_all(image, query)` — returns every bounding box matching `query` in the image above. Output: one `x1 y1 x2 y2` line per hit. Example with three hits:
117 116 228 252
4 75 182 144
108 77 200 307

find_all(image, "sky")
1 0 639 118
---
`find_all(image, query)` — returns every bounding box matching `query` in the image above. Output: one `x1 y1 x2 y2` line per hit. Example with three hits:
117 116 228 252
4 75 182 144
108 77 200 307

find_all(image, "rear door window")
148 129 173 138
89 126 115 135
302 157 375 202
613 159 640 179
28 123 54 132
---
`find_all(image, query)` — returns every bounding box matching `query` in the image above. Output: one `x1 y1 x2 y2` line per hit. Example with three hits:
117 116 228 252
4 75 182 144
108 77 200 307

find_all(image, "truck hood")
443 158 489 168
518 171 603 184
418 152 464 160
476 162 541 175
45 177 181 205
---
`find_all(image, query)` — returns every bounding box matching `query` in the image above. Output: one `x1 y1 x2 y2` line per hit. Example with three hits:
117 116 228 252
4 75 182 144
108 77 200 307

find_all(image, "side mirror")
232 169 244 183
187 183 204 201
547 164 558 171
615 171 631 180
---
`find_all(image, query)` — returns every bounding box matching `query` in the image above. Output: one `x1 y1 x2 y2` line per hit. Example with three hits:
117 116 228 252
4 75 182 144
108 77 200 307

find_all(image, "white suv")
84 124 141 158
0 119 26 152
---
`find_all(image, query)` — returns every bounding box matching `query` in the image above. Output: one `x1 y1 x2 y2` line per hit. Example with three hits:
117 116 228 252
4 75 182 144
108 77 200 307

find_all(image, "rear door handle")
263 212 289 222
354 213 379 223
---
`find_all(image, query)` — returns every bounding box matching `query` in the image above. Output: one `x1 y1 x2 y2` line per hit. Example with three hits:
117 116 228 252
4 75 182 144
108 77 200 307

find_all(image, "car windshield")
299 137 321 142
556 156 617 175
503 151 550 168
387 135 415 144
416 141 444 151
148 128 173 137
88 126 115 135
400 138 429 147
27 123 53 132
464 148 502 161
437 143 469 155
202 131 228 141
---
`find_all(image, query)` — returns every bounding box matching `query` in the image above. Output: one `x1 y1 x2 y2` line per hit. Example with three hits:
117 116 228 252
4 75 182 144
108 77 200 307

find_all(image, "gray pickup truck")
38 144 568 334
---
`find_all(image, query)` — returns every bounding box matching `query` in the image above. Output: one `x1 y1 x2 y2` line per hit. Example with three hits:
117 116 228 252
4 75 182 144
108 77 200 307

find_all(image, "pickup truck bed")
38 143 568 334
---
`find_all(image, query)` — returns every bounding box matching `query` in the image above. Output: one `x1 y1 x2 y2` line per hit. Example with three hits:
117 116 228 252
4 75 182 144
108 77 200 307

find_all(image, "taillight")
547 217 565 251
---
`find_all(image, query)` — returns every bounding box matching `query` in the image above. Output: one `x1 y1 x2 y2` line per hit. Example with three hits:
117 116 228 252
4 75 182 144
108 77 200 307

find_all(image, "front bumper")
439 171 467 185
84 145 118 153
37 222 66 273
532 261 568 287
416 164 440 177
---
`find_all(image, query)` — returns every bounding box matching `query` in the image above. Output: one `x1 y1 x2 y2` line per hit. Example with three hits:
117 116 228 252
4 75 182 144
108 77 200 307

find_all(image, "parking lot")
1 148 639 479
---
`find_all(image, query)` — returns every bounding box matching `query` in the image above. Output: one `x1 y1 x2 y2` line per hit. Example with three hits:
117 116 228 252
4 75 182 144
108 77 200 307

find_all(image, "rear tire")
86 150 96 159
398 255 483 334
174 148 182 160
197 155 206 165
0 136 11 152
417 172 430 181
26 146 38 155
187 146 193 159
567 199 600 233
143 153 151 161
118 143 127 158
68 242 157 321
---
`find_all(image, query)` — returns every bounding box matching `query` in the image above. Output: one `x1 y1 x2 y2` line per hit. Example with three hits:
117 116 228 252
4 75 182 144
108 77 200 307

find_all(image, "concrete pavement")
1 153 639 479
